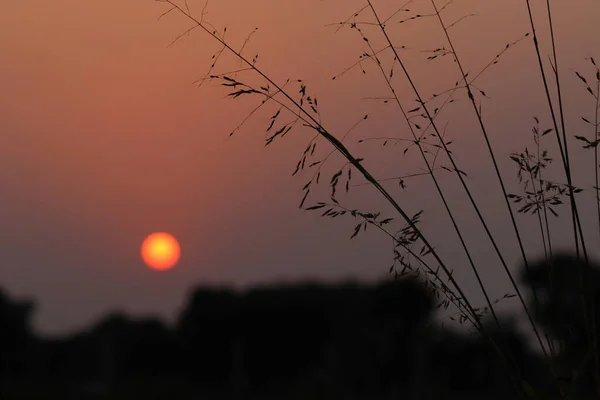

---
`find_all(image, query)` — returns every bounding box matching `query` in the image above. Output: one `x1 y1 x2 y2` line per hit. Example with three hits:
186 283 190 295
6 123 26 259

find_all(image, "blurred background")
1 0 600 397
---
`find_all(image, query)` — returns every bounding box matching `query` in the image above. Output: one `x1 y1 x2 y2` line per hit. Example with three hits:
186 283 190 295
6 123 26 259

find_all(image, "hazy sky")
1 0 599 336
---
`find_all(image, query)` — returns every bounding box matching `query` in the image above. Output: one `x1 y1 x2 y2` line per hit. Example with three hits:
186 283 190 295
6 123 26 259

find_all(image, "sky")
1 0 600 336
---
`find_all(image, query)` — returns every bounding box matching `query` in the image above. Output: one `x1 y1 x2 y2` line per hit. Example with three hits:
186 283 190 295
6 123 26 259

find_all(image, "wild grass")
154 0 600 398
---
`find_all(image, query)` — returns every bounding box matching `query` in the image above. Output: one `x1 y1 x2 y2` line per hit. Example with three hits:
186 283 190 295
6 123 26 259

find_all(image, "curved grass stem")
154 0 484 328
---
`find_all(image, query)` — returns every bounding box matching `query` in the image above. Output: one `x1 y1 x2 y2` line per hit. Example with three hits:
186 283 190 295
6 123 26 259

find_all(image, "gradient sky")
1 0 600 336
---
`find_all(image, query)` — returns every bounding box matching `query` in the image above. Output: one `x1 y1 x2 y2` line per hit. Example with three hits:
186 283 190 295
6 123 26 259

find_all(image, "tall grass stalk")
154 0 486 328
155 0 600 398
524 1 600 395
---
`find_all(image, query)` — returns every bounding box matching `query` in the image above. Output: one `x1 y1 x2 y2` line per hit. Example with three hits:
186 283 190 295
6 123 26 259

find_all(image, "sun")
141 232 181 271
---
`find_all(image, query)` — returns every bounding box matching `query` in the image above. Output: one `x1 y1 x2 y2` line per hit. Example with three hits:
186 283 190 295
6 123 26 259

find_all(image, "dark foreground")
0 254 598 399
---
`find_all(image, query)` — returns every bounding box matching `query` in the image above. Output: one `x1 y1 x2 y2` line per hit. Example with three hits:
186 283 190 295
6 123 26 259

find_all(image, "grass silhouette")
154 0 600 398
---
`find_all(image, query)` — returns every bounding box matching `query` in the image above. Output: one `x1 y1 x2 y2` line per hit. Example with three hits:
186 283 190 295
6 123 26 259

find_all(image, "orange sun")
141 232 181 271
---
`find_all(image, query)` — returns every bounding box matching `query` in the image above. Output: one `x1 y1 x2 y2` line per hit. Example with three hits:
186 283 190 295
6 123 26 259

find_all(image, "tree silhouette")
0 289 35 380
520 253 600 398
0 272 571 398
176 287 240 388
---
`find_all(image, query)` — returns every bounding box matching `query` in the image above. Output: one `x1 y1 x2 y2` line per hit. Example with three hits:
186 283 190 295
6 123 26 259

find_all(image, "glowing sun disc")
141 232 181 271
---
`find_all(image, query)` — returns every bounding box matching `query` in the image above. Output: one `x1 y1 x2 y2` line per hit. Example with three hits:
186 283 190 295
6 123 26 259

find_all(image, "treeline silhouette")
0 254 597 399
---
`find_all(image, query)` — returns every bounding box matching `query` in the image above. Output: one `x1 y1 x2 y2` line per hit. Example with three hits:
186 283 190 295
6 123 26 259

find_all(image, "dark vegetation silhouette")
520 254 600 399
0 254 596 399
150 2 600 397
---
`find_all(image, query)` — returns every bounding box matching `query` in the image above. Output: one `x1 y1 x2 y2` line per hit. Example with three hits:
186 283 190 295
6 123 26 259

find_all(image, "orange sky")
1 0 599 335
